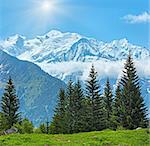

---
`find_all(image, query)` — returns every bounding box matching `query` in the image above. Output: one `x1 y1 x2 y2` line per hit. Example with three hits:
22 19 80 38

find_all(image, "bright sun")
27 0 66 27
41 1 54 12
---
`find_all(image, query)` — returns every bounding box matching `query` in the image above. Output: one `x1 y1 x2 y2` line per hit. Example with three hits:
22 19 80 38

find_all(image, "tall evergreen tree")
103 78 113 128
72 80 85 133
85 65 106 131
50 80 85 134
114 82 124 128
120 53 148 129
1 77 20 129
50 89 67 134
65 80 75 134
93 91 107 131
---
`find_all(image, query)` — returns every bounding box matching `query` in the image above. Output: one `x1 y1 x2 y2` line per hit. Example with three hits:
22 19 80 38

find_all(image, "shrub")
14 119 34 134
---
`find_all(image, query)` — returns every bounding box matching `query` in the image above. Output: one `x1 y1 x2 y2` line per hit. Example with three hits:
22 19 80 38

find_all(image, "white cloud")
123 12 150 23
38 59 150 82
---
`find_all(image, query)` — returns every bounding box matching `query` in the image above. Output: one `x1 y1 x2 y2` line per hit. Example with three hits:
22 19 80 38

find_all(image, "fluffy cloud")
123 12 150 23
38 59 150 82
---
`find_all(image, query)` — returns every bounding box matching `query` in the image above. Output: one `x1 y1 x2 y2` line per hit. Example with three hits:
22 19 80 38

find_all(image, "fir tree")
65 80 86 133
93 92 107 131
85 65 106 131
120 53 148 129
1 77 20 129
65 80 75 134
114 82 124 128
72 80 85 133
103 78 113 128
51 80 85 134
50 89 67 134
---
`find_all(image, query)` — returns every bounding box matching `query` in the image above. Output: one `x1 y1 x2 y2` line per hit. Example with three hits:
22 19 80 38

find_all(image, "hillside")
0 49 66 126
0 129 149 146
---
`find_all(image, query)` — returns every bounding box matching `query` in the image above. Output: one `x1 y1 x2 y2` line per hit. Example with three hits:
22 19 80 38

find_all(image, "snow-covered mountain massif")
0 30 150 115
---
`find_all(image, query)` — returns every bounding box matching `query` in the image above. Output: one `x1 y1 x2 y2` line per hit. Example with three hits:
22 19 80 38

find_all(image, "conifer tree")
51 80 85 134
85 65 106 131
65 80 75 133
120 53 148 129
72 80 85 133
1 77 20 129
114 82 124 128
65 80 85 133
93 92 107 131
50 89 67 134
103 78 113 128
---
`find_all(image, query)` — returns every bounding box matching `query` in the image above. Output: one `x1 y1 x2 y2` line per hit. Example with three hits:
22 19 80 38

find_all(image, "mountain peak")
0 34 26 56
45 30 63 37
111 38 128 46
7 34 26 43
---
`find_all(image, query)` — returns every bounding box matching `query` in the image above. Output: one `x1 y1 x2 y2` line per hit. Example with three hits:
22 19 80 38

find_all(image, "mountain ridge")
0 49 66 126
0 30 149 63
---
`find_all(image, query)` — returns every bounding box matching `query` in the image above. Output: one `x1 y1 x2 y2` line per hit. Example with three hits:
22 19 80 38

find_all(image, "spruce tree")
72 80 85 133
85 65 106 131
51 80 85 134
120 53 148 129
103 78 113 128
65 80 85 133
93 91 107 131
50 89 67 134
65 80 75 134
52 80 87 134
1 77 20 129
114 82 124 128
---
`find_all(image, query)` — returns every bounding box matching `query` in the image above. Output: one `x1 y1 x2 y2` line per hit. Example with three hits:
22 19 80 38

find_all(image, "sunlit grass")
0 129 149 146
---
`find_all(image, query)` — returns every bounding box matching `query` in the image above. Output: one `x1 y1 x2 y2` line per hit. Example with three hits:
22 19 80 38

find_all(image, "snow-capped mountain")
0 30 150 114
0 30 149 63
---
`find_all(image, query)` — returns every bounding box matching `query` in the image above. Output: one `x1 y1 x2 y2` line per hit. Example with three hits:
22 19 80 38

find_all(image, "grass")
0 129 149 146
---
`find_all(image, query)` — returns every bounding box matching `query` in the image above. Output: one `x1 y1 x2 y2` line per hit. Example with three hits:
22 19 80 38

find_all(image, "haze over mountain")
0 30 149 115
0 49 66 126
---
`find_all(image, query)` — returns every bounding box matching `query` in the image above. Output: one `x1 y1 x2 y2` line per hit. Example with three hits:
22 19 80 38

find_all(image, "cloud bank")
38 59 150 82
123 12 150 23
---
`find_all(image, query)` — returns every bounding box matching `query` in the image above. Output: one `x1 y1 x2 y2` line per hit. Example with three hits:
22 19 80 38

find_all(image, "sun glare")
24 0 68 31
41 1 53 12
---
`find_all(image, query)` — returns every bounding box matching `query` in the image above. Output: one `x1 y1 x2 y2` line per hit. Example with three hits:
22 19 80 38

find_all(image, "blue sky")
0 0 149 47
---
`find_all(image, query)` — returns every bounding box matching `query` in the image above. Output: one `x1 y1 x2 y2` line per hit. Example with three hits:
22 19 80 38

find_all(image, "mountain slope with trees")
0 50 66 126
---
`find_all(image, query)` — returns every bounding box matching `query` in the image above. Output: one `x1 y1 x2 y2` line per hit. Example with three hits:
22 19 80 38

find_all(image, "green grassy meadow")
0 129 149 146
